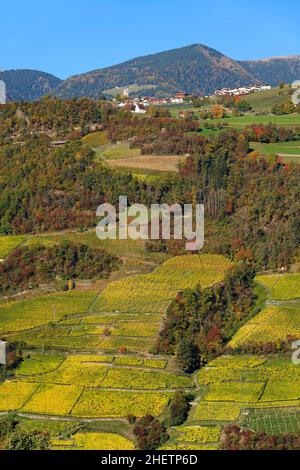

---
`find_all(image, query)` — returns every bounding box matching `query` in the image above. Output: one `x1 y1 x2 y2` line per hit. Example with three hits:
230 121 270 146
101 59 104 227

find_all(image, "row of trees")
245 123 298 142
0 97 116 143
221 424 300 450
156 264 257 372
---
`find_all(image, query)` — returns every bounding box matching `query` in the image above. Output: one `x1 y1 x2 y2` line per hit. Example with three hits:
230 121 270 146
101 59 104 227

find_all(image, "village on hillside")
116 85 272 114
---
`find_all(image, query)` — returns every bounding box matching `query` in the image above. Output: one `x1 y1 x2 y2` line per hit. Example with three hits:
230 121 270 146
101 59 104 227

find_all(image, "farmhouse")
0 340 7 365
134 103 147 114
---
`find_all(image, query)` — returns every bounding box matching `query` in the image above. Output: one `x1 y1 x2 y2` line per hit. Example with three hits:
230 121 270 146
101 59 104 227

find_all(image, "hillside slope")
0 69 62 101
53 44 257 98
3 46 300 101
241 56 300 86
53 44 300 99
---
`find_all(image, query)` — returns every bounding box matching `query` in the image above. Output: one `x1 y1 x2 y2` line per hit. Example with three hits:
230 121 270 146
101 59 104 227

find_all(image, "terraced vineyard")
229 273 300 347
256 274 300 300
160 425 220 450
190 355 300 436
5 254 232 352
51 432 135 450
2 256 299 450
229 303 300 347
0 292 98 334
0 254 232 449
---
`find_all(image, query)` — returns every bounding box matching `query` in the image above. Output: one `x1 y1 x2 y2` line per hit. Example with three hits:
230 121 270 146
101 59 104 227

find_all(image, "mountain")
3 46 300 101
241 56 300 87
52 44 300 99
53 44 258 98
0 69 62 101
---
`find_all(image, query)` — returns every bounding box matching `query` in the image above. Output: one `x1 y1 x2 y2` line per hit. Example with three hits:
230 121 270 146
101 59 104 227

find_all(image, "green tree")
133 415 168 450
166 392 191 426
177 336 200 373
6 431 50 450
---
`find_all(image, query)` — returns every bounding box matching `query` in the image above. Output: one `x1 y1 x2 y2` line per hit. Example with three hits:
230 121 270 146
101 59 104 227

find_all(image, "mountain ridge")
52 44 258 99
0 69 62 101
52 44 300 98
2 44 300 101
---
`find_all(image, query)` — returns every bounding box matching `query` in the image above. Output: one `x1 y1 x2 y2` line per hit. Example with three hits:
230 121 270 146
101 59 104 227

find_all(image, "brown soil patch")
108 155 186 172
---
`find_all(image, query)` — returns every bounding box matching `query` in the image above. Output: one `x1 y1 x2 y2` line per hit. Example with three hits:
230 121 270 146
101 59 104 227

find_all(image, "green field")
0 235 26 259
101 143 141 160
250 141 300 163
102 84 157 97
240 87 293 112
82 131 108 147
0 230 153 263
15 353 65 375
257 273 300 300
213 113 300 129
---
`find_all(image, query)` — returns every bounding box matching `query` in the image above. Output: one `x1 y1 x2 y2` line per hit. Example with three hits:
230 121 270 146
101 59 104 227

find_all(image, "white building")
0 80 6 104
0 340 7 365
133 103 147 114
213 84 272 97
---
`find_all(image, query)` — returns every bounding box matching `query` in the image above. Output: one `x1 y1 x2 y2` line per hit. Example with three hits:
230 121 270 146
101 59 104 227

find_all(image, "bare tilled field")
108 155 186 172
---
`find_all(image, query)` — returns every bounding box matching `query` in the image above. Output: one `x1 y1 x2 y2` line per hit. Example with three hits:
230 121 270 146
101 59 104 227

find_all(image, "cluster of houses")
213 84 272 97
117 91 190 114
116 83 273 113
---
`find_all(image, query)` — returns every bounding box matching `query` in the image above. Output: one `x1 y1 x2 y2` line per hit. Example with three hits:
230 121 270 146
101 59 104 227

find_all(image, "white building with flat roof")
0 340 7 365
0 80 6 104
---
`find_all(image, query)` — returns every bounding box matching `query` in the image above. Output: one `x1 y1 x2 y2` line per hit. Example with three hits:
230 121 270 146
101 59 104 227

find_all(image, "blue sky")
1 0 299 79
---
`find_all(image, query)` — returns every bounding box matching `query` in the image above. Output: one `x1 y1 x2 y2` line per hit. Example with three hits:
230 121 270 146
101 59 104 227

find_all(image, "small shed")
0 340 7 365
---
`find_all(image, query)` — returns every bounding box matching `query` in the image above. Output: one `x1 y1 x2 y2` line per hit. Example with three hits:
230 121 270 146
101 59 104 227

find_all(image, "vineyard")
51 432 135 450
191 355 300 435
1 250 299 450
4 254 232 353
16 353 192 389
228 273 300 348
0 292 97 334
160 425 220 450
0 253 232 450
229 304 300 347
256 274 300 300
